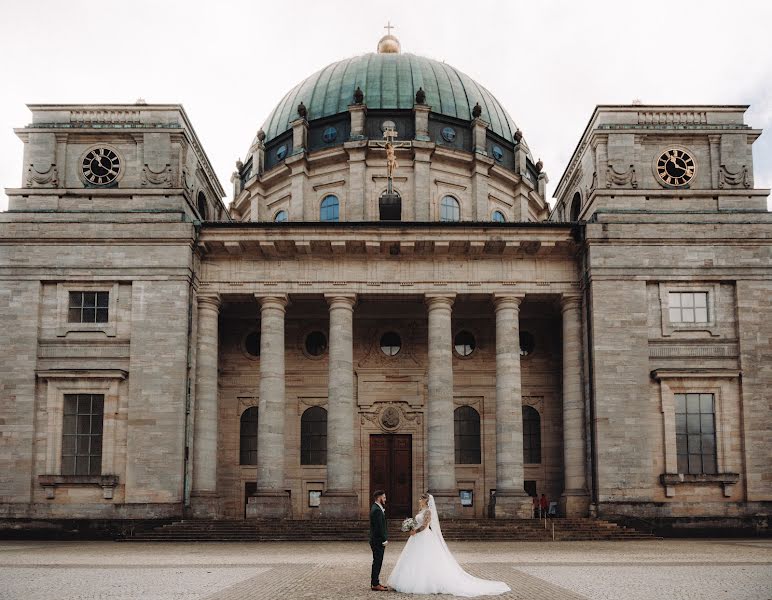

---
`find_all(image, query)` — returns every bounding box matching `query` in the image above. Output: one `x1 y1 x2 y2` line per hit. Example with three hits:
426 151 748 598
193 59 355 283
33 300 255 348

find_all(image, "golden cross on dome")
384 21 395 36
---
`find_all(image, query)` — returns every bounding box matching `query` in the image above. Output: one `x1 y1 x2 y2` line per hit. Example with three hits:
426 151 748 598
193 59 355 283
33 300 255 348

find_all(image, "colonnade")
190 292 588 518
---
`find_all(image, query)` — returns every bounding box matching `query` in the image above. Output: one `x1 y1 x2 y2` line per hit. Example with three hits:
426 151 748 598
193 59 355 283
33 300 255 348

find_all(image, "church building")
1 32 770 530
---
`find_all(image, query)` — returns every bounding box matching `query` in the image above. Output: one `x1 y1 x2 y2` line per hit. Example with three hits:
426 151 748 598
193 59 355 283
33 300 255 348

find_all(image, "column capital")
492 294 525 312
197 293 221 312
324 293 357 310
425 293 455 310
560 293 582 313
255 294 289 311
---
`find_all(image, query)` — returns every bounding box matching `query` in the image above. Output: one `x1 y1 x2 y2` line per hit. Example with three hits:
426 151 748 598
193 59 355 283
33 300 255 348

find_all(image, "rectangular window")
62 394 104 476
68 291 109 323
675 393 716 475
668 292 708 323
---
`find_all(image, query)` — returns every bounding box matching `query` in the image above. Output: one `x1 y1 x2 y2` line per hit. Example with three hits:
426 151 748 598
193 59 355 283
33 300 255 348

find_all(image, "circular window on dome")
492 210 505 223
274 210 288 223
380 331 402 356
381 120 397 133
519 331 535 357
244 331 261 359
304 331 328 357
322 126 338 143
441 127 456 143
492 145 504 162
275 145 288 160
454 330 476 357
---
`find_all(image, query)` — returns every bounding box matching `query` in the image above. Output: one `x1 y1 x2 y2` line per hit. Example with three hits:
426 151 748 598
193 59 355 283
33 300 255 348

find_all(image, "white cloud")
1 0 770 211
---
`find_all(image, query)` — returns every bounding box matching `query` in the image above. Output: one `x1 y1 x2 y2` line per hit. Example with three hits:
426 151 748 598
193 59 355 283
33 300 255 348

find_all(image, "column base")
493 491 532 519
320 490 359 518
246 490 292 519
560 490 590 517
428 489 461 518
189 491 220 519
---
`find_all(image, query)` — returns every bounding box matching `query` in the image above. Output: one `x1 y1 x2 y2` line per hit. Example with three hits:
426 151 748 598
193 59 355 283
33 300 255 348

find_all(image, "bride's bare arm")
411 509 432 535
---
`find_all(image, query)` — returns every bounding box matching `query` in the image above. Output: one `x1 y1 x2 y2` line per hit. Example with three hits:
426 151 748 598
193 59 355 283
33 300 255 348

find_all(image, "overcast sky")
1 0 770 211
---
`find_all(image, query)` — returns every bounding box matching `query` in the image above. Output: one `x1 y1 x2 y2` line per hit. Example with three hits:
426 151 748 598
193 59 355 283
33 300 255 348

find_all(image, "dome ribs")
255 53 519 145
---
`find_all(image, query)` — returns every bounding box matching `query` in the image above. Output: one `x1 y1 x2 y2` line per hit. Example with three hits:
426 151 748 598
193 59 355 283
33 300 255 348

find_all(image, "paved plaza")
0 538 770 599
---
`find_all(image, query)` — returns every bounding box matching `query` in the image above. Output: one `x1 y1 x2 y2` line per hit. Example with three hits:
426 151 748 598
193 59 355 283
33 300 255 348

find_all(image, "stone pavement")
0 539 770 600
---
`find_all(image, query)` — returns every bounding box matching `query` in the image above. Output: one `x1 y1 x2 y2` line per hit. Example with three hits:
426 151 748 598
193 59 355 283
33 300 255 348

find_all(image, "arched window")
440 195 460 222
197 191 208 221
274 209 288 223
379 191 401 221
301 406 327 465
523 406 541 464
570 192 581 221
492 210 506 223
239 407 258 465
454 406 481 464
320 195 339 222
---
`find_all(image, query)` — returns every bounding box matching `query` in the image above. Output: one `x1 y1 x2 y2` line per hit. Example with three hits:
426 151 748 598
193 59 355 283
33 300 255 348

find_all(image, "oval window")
380 331 402 356
454 330 476 357
275 145 288 160
492 145 504 162
441 127 456 143
322 126 337 143
305 331 328 357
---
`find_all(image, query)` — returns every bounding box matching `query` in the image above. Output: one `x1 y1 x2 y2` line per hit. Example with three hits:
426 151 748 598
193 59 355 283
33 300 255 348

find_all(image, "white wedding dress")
387 495 510 597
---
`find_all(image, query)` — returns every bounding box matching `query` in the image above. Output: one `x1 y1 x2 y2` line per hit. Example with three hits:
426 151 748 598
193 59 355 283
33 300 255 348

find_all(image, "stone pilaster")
247 294 291 518
413 103 431 142
191 293 221 516
560 294 589 516
425 294 459 516
493 295 532 518
413 145 433 221
321 294 358 517
348 103 367 140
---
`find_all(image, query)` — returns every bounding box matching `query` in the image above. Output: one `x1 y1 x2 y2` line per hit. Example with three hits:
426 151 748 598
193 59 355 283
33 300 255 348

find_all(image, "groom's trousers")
370 541 385 586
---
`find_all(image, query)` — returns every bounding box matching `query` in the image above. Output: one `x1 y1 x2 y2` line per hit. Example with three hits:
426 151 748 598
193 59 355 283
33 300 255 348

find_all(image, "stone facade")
0 50 770 528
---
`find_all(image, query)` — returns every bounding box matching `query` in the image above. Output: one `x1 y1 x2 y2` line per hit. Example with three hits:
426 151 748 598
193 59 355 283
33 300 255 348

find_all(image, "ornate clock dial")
656 148 695 186
82 148 121 185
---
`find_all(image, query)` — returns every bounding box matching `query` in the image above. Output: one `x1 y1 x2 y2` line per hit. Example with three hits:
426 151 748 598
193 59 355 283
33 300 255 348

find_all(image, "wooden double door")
369 434 412 518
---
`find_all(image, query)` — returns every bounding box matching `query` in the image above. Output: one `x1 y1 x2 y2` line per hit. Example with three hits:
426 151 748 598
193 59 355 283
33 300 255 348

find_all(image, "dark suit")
369 502 388 587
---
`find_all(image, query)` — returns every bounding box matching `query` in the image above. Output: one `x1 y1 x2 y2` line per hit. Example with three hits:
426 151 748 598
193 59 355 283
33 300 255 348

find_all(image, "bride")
387 493 510 597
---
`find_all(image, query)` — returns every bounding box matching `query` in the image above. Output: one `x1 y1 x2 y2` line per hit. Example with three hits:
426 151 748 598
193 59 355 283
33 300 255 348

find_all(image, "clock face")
656 148 695 186
82 148 121 185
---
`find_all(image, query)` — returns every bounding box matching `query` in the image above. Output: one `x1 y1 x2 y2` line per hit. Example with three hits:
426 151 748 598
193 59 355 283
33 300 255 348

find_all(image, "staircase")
121 517 657 542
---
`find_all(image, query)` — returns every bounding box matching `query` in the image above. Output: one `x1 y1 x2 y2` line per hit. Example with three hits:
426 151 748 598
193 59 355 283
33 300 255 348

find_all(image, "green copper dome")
260 52 520 143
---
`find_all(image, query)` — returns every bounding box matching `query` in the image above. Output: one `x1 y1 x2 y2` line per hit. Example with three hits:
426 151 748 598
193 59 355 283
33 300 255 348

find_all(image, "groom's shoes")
371 584 389 591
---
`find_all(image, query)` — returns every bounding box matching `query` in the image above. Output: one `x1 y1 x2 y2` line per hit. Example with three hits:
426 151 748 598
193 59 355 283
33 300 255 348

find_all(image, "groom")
369 489 388 591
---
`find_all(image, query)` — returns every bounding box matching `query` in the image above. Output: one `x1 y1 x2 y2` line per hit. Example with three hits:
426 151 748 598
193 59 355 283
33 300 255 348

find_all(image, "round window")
275 145 288 160
441 127 456 143
274 210 288 223
322 126 338 143
305 331 328 357
380 331 402 356
244 331 261 358
454 330 476 357
519 331 535 357
492 210 505 223
491 145 504 162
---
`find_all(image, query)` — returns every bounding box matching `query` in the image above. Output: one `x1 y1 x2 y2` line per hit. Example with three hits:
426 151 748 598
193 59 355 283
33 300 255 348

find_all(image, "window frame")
61 393 105 476
300 406 328 466
439 195 461 222
454 405 481 465
56 282 119 337
522 405 542 464
674 392 717 475
659 282 720 337
491 210 506 223
320 194 340 222
273 209 288 223
239 406 259 466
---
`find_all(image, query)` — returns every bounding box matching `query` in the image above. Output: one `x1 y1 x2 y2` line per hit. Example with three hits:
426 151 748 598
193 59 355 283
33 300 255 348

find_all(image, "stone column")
493 295 531 518
191 293 221 516
560 294 589 516
322 294 358 517
247 294 291 518
425 294 459 516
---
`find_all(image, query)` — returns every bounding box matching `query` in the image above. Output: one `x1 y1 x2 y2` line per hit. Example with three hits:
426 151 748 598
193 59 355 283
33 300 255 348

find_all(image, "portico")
189 223 588 519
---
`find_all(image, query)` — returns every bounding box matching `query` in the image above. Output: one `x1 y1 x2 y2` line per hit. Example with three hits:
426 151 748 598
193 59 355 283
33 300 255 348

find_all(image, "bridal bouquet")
400 517 417 532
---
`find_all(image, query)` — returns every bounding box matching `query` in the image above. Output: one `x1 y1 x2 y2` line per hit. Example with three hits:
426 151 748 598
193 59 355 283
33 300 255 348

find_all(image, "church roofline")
20 103 227 203
553 104 753 201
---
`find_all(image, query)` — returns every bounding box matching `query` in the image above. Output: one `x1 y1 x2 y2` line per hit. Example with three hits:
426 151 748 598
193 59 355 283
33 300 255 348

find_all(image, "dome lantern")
377 21 401 54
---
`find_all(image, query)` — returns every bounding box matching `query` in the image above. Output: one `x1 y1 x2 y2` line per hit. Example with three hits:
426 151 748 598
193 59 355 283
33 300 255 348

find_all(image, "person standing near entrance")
369 490 389 591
